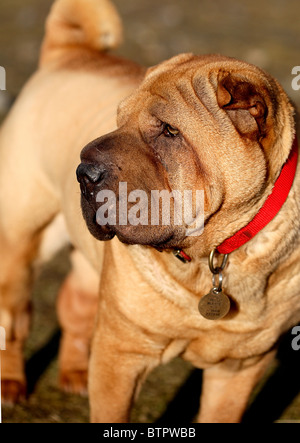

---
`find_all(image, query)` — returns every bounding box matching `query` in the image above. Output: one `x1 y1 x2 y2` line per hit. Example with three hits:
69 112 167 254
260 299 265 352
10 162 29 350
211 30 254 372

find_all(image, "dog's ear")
216 72 268 139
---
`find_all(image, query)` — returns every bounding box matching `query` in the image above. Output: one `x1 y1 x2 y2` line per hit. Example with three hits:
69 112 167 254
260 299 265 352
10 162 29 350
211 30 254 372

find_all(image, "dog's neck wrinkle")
175 137 298 263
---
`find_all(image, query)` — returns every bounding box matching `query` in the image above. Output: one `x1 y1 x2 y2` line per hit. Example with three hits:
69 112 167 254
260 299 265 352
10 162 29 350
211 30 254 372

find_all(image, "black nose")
76 163 106 197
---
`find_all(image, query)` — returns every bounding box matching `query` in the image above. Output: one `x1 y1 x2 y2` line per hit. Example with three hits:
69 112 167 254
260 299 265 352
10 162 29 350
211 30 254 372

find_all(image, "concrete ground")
1 0 300 423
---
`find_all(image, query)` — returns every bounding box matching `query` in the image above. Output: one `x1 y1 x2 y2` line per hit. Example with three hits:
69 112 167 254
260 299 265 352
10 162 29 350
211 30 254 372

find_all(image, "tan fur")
40 0 123 66
1 0 300 423
57 249 99 394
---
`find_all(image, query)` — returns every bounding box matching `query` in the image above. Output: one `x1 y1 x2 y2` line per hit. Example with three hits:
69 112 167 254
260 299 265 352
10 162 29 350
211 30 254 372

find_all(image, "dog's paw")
59 370 88 397
1 380 26 406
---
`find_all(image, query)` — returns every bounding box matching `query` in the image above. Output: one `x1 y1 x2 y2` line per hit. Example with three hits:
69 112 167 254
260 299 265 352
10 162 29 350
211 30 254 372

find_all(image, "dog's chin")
110 226 189 252
83 216 185 249
86 222 116 242
80 198 116 241
81 198 187 248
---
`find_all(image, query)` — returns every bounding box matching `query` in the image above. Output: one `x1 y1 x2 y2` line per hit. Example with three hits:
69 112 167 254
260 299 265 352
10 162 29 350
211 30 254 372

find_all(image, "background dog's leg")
198 351 276 423
0 236 39 404
0 226 58 404
57 249 99 396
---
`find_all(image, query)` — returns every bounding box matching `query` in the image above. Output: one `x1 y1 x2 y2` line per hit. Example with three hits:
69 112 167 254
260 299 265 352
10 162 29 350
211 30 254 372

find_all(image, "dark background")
1 0 300 423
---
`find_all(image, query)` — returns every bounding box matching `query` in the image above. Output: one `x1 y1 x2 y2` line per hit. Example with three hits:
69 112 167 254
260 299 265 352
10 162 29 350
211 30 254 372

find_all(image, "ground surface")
1 0 300 424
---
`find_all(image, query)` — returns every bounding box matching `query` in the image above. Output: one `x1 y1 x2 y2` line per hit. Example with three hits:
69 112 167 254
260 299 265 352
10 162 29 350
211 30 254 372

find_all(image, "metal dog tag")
198 289 231 320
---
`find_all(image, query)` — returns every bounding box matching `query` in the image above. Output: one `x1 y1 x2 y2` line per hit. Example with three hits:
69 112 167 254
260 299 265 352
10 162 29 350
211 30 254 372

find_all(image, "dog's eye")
163 124 180 138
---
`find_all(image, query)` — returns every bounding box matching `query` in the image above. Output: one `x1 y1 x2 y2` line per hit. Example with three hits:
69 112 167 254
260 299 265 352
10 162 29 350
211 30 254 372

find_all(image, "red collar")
175 137 299 262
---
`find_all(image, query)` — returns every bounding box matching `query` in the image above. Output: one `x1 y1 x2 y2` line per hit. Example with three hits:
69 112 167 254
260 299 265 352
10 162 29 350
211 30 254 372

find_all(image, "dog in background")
1 0 300 423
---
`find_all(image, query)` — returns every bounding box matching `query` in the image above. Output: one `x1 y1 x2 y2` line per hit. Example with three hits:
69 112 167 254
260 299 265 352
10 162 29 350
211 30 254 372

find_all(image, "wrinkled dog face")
77 54 294 253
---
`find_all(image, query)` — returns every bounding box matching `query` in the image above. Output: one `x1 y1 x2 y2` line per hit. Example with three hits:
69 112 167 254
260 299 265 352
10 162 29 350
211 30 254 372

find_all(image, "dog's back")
0 0 144 196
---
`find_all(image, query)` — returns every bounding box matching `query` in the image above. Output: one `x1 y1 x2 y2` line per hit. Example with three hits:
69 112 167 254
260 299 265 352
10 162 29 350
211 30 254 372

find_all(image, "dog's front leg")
57 249 99 396
89 308 159 423
198 351 276 423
